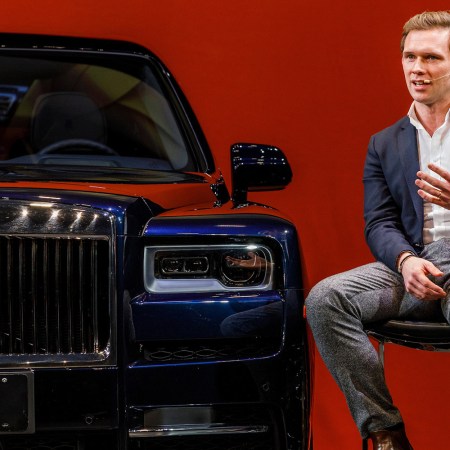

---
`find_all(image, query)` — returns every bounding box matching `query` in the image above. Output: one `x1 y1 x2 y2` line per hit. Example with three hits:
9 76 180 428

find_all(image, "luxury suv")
0 34 311 450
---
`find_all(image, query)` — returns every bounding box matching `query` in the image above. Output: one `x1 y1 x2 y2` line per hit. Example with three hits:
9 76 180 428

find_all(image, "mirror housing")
231 143 293 205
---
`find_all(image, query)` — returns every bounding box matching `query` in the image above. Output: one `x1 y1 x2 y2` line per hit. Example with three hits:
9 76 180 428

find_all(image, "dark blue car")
0 34 312 450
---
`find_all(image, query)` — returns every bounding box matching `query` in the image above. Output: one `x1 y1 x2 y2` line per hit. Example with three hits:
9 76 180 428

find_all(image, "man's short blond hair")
401 10 450 51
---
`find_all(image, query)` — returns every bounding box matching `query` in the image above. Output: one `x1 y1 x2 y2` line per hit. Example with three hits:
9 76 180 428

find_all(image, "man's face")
402 28 450 108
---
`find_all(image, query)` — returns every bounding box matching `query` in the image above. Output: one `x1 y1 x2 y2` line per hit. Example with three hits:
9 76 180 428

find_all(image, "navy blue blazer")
363 116 424 271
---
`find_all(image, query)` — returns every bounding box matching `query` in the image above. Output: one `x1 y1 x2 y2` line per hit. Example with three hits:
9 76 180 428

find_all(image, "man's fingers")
417 170 443 187
416 175 448 204
403 259 446 300
406 276 446 300
428 163 450 182
424 262 444 277
417 188 445 204
422 280 446 297
406 284 445 300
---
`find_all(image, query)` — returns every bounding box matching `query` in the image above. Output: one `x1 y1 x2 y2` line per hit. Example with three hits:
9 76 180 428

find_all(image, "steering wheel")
37 139 119 156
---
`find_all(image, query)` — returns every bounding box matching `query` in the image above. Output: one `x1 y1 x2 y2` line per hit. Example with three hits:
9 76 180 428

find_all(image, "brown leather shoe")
369 425 413 450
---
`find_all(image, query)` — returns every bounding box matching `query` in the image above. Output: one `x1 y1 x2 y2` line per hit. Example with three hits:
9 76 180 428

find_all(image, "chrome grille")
0 200 115 367
0 236 110 355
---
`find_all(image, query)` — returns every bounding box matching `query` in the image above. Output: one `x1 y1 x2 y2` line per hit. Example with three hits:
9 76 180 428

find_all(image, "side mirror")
231 143 293 205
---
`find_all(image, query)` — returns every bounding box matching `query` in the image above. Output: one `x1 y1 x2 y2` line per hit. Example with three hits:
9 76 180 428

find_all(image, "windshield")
0 53 196 175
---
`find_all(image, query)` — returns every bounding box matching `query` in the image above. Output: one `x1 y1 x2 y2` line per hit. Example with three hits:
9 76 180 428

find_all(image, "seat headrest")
31 92 106 150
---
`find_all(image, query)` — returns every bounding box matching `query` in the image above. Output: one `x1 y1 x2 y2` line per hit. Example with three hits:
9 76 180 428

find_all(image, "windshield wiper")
0 164 204 183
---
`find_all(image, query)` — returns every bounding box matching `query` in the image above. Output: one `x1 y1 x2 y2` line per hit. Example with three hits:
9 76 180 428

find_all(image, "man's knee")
305 276 342 327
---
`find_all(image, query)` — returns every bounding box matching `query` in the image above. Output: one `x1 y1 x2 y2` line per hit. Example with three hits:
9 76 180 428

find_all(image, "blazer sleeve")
363 130 419 272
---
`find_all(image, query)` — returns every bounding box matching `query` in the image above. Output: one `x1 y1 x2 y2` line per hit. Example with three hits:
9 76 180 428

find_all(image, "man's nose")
411 58 425 73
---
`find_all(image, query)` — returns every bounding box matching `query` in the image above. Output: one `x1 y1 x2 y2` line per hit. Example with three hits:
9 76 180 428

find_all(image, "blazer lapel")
398 117 423 221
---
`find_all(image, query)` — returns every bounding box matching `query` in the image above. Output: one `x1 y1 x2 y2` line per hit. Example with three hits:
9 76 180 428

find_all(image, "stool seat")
365 320 450 351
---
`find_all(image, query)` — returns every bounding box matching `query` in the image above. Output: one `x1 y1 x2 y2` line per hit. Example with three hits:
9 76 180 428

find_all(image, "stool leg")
378 341 385 367
362 340 384 450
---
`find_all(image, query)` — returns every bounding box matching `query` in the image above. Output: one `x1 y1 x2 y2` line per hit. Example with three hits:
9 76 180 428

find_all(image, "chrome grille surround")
0 199 116 368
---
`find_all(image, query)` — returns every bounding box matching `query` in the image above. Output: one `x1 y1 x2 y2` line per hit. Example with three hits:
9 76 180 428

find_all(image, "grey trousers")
305 238 450 438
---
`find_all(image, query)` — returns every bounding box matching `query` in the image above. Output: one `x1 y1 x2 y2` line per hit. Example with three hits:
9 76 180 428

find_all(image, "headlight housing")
144 244 274 293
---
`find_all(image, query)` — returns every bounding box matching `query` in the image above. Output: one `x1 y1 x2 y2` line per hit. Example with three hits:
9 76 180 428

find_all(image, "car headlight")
144 244 274 293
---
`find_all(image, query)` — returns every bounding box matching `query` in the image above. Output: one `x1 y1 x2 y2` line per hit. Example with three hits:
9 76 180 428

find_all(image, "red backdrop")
2 1 450 448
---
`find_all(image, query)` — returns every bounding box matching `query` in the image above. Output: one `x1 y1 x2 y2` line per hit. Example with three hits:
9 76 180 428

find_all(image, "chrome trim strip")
129 424 269 438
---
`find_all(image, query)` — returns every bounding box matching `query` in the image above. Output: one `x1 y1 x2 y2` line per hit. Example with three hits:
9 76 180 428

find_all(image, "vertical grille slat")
43 239 49 354
66 240 73 353
55 239 61 354
18 238 25 354
92 240 99 354
6 238 13 354
31 240 38 353
79 240 85 354
0 236 110 359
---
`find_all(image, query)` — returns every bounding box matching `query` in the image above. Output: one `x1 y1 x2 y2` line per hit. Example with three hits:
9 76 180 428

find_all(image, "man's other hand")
401 256 446 300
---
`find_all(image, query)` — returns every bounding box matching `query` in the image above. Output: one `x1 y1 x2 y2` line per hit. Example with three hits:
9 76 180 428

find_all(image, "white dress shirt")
408 103 450 244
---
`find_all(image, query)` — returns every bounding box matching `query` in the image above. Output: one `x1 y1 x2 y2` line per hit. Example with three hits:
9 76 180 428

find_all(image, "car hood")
0 171 218 212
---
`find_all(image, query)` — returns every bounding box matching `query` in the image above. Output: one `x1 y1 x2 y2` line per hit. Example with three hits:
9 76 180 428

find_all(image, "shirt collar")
407 102 450 131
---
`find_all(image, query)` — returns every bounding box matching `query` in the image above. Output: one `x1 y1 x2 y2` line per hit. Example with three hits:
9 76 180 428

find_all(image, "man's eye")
426 55 438 60
404 54 415 61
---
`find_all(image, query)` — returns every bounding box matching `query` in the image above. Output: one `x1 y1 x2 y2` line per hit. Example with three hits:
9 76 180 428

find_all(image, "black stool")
362 320 450 450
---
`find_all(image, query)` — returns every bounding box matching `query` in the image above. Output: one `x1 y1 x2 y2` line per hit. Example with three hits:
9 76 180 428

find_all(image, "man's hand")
401 256 446 300
416 163 450 207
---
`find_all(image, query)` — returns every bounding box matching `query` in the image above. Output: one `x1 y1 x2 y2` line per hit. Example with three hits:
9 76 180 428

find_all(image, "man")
306 10 450 450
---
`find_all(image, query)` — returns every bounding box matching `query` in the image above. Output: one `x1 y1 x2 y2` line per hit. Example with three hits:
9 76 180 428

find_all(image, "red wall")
2 1 450 448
